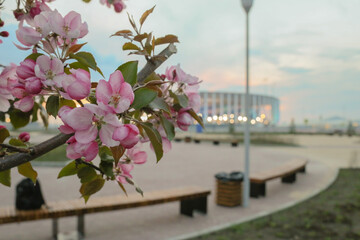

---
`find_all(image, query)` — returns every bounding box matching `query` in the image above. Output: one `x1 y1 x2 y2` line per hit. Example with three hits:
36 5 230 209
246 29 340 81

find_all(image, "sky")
1 0 360 124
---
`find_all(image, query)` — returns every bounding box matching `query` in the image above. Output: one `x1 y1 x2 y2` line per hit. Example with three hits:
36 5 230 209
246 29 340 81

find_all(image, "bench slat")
250 159 307 183
0 186 210 224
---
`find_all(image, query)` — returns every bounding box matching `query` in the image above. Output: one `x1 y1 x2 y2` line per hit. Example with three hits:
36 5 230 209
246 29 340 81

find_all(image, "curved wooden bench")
250 159 308 198
0 186 210 239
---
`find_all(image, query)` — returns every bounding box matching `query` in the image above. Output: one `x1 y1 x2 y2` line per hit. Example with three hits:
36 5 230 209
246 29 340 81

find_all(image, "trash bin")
215 171 243 207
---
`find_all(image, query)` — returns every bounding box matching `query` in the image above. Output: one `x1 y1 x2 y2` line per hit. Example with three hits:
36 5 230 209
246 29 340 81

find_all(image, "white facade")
199 91 280 125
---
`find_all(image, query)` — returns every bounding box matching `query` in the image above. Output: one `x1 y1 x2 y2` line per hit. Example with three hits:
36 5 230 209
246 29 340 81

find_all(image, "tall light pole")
241 0 253 208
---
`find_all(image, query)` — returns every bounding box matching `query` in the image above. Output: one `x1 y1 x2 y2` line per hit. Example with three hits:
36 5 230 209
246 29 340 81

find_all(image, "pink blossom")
165 64 186 83
16 21 42 47
61 69 91 100
0 64 16 112
112 124 139 149
25 77 42 94
177 108 193 131
34 55 64 87
50 10 88 40
96 70 134 114
187 92 201 112
114 162 133 184
16 59 36 80
58 104 122 147
126 147 147 164
66 136 98 162
100 0 126 13
14 95 35 112
19 132 30 142
85 104 122 147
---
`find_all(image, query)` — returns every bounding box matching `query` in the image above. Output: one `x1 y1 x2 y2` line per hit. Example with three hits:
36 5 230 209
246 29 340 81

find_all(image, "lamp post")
240 0 253 208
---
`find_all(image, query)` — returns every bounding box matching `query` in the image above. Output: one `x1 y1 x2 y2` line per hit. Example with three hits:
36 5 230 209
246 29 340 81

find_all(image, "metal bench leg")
250 182 266 198
52 218 58 240
282 173 296 183
180 199 194 217
194 196 207 214
77 214 85 239
231 142 238 147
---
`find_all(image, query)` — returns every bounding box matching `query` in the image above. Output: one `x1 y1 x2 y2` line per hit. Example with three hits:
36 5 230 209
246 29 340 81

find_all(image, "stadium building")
198 91 280 126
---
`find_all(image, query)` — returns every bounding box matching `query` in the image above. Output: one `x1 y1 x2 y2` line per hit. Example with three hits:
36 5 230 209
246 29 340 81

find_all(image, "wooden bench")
250 159 308 198
0 186 210 239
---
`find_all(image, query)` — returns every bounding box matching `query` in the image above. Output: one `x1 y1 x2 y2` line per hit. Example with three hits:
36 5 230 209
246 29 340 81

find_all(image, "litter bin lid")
229 171 243 181
215 172 228 181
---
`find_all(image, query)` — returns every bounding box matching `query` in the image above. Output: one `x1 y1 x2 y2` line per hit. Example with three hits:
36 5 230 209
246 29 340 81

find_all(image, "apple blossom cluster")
0 1 203 198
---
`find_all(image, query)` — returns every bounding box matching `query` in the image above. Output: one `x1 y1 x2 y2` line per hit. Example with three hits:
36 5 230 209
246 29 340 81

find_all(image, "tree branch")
137 43 177 84
0 43 177 172
0 133 72 171
0 143 31 153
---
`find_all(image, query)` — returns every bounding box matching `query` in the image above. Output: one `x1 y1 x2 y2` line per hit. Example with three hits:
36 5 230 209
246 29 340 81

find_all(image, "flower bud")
13 9 25 21
0 31 9 37
29 7 42 18
0 125 6 130
18 132 30 142
0 19 4 27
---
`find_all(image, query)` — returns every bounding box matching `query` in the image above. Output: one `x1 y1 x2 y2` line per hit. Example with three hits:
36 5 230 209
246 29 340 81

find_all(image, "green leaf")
69 62 90 72
31 103 39 122
96 66 105 78
59 98 76 109
77 166 97 183
9 138 27 147
131 88 157 110
58 160 83 179
70 52 97 71
149 97 170 113
0 127 10 144
100 161 114 178
17 162 37 184
39 105 49 128
9 109 32 129
82 0 91 2
138 122 163 162
25 53 43 61
140 6 155 26
187 108 205 129
80 176 105 198
122 42 141 51
176 94 189 108
116 61 138 86
0 169 11 187
46 95 60 118
160 116 175 141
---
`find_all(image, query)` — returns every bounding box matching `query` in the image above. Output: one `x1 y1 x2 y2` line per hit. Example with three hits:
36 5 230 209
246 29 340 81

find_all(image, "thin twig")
76 100 84 107
75 158 104 175
0 143 31 153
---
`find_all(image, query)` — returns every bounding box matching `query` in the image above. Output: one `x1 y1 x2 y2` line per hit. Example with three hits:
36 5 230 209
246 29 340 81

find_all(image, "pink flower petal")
109 70 124 93
96 79 112 104
75 125 97 144
64 107 93 130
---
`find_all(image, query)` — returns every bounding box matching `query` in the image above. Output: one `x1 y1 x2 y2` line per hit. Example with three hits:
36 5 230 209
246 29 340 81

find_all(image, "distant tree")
347 121 356 137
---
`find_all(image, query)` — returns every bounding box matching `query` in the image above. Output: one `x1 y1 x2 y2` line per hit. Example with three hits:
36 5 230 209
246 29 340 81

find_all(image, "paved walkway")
0 134 359 240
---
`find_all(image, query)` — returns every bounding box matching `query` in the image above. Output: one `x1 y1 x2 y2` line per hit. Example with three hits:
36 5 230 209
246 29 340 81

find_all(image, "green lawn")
191 169 360 240
33 144 69 162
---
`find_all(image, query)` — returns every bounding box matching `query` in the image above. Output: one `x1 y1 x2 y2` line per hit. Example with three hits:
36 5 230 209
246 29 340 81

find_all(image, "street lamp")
240 0 253 208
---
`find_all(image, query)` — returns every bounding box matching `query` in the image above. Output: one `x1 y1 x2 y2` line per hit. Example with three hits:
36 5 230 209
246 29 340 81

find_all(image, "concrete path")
0 134 359 240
